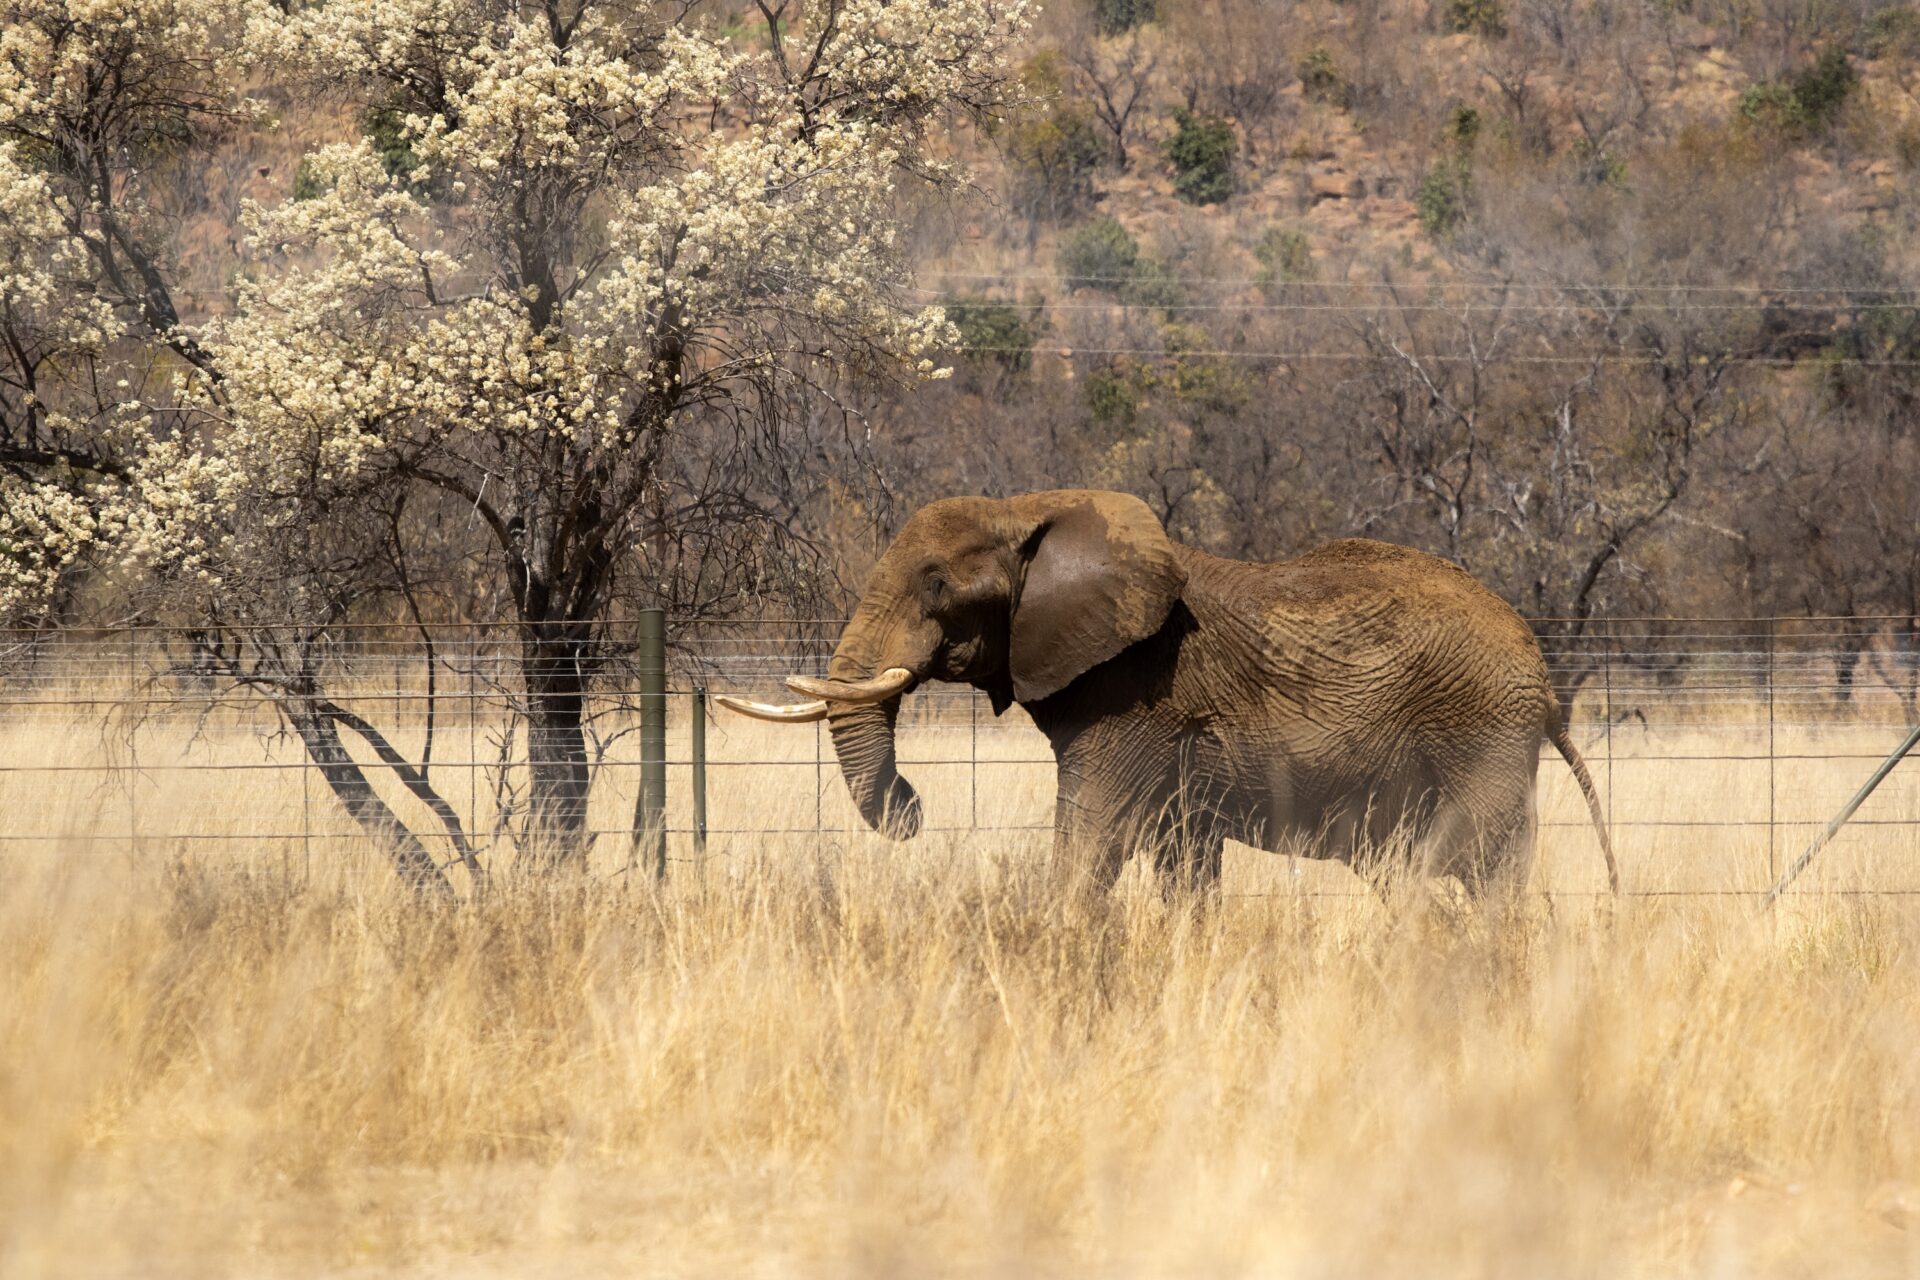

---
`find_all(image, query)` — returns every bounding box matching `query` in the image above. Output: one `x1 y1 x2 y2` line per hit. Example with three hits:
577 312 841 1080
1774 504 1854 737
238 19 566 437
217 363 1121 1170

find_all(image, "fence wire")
1 618 1917 896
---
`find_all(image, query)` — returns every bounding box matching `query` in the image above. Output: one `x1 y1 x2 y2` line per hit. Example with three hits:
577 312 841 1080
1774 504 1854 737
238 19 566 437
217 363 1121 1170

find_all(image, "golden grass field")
4 693 1920 1276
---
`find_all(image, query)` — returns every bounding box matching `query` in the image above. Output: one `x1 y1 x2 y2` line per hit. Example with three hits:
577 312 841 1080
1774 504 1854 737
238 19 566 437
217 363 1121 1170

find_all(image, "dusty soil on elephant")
5 838 1919 1278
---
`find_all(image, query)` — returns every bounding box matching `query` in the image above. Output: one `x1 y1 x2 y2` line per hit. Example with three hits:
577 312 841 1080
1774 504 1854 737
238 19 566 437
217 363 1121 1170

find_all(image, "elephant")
719 489 1616 898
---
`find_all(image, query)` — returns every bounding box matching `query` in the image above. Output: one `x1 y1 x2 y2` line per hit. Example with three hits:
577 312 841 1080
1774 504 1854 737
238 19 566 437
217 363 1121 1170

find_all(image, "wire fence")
1 617 1917 896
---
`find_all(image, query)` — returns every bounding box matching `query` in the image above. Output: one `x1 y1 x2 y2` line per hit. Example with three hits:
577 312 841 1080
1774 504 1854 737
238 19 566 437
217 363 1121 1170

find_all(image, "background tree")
162 0 1030 863
0 140 123 621
1061 11 1157 171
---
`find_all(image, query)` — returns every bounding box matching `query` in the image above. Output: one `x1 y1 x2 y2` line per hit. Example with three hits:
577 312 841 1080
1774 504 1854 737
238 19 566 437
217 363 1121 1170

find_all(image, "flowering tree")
0 0 271 618
0 0 1030 871
0 140 120 618
149 0 1021 867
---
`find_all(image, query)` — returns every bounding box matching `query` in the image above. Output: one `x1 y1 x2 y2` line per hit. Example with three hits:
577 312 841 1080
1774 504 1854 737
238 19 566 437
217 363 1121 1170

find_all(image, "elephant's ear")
1008 491 1186 703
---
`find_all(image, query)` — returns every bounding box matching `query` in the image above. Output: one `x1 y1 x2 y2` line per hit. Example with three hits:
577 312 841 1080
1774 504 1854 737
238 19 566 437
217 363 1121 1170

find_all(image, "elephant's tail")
1548 706 1619 894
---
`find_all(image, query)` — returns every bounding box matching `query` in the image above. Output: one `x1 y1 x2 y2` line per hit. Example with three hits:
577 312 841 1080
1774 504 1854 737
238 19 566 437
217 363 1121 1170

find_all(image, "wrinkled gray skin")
822 490 1616 897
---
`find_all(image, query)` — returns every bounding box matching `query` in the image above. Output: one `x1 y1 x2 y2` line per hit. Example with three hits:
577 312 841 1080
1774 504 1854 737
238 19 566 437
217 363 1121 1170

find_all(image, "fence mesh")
1 618 1917 895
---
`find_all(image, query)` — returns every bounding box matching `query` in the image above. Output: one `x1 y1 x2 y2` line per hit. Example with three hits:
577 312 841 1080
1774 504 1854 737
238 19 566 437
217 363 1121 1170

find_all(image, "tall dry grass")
4 700 1920 1276
4 836 1920 1276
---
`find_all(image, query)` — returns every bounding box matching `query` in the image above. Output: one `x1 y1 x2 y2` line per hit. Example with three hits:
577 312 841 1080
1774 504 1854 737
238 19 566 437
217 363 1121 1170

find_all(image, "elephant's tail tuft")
1549 705 1619 894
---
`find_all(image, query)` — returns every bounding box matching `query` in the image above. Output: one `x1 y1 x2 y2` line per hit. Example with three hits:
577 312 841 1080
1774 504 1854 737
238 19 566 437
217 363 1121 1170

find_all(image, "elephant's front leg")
1051 757 1143 898
1053 749 1205 899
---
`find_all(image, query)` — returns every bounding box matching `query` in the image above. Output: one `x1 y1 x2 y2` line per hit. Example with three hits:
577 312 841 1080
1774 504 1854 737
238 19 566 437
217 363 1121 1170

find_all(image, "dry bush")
1161 0 1302 159
1059 12 1163 171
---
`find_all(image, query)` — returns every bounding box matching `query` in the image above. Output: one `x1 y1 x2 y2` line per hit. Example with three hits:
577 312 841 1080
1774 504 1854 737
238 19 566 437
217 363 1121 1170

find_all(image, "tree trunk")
289 707 454 899
1836 629 1866 704
520 619 594 867
319 698 487 892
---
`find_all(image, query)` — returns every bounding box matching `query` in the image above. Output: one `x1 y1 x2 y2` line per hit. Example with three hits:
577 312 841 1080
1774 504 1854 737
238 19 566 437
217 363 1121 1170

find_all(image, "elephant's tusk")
784 666 915 704
712 694 831 723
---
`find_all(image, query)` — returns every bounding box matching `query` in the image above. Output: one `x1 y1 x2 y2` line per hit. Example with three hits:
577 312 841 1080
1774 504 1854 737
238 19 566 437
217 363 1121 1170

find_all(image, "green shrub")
1443 0 1506 37
1792 44 1857 126
1821 296 1920 404
1085 328 1248 430
1737 80 1805 132
1862 7 1920 59
1060 216 1141 291
1254 225 1314 285
1297 47 1349 107
1160 322 1250 414
1059 216 1184 308
361 103 449 197
1120 257 1183 310
1165 109 1236 205
1739 46 1856 137
1007 101 1108 223
1093 0 1155 34
1851 299 1920 361
1444 104 1481 150
1085 366 1140 428
1416 156 1472 238
945 299 1035 381
364 105 422 180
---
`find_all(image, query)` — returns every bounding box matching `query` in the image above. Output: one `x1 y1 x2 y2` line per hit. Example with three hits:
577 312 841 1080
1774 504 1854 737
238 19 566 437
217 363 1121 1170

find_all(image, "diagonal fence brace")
1765 722 1920 906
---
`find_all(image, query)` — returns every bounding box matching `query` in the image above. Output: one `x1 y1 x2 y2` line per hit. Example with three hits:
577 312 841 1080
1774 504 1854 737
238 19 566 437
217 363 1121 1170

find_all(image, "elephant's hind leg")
1476 791 1539 903
1430 789 1537 908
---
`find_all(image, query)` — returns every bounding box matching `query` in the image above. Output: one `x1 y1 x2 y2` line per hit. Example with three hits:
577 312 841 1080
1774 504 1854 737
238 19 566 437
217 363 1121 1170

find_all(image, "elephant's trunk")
822 599 927 840
827 697 922 839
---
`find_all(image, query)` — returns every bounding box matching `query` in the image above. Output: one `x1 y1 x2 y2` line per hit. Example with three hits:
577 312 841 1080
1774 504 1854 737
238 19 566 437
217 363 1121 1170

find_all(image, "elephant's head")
718 490 1186 838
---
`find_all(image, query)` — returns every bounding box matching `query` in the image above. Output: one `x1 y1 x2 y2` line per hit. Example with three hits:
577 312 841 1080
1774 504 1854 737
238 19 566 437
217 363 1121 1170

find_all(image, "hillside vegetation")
878 0 1920 623
13 0 1920 629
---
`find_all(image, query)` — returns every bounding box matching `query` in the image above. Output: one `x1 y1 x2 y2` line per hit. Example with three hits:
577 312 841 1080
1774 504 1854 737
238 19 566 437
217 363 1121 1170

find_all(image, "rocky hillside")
921 0 1920 296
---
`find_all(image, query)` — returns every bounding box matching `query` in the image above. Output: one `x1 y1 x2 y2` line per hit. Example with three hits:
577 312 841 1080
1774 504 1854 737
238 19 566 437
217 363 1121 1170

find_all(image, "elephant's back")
1270 539 1528 635
1187 539 1551 714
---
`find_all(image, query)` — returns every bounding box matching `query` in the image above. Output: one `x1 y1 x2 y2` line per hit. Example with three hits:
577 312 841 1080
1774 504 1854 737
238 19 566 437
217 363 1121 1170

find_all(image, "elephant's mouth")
712 666 914 723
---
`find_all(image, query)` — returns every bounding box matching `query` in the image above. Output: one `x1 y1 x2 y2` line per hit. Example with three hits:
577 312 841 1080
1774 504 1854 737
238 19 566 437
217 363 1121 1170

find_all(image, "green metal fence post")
691 686 707 856
638 608 668 880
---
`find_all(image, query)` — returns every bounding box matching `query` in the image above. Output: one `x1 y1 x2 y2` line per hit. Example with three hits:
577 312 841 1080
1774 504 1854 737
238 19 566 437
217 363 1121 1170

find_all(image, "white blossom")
6 0 1028 619
197 0 1021 495
0 142 127 617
